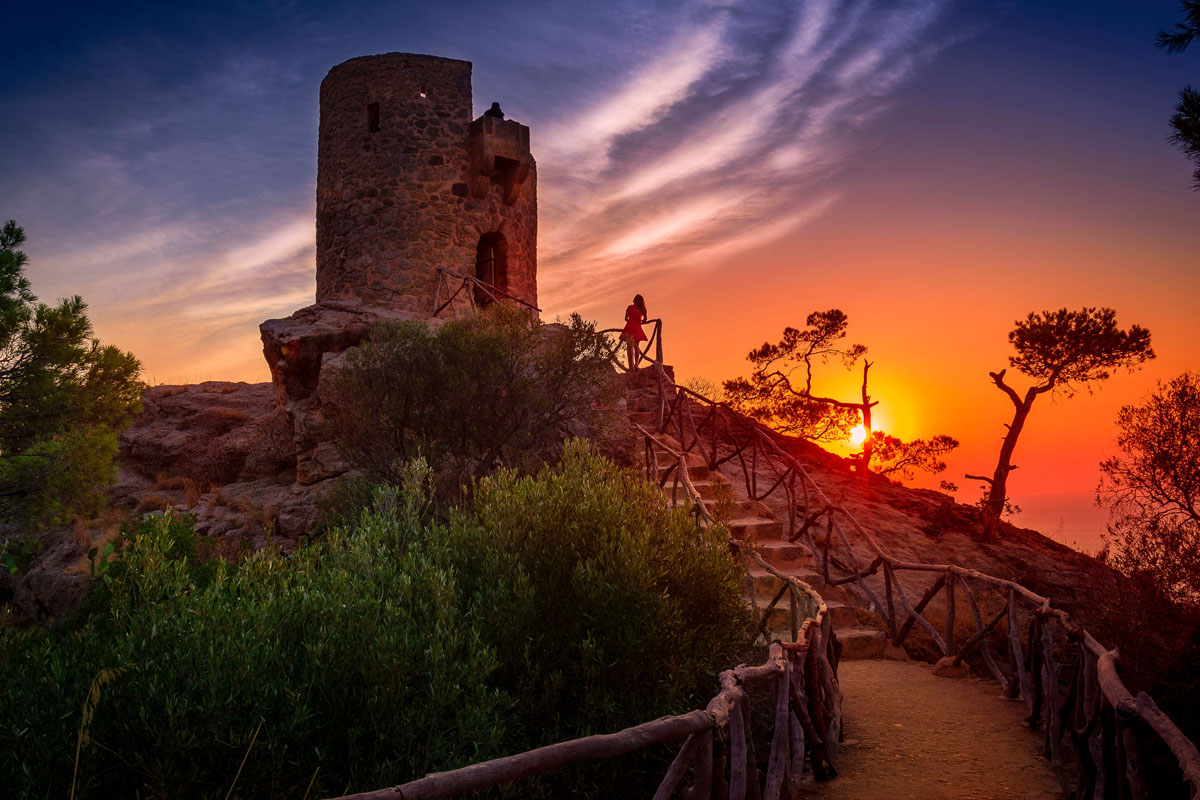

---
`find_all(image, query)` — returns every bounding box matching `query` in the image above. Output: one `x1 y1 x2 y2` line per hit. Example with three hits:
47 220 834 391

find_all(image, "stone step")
756 540 814 567
748 567 821 596
652 450 710 475
687 478 722 501
747 567 848 602
708 497 771 517
728 516 784 541
752 593 859 631
823 599 859 629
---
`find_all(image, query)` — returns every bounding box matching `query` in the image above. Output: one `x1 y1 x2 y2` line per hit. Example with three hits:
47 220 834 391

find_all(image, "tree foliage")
1099 371 1200 605
723 309 957 479
972 307 1154 538
0 221 143 531
870 431 960 480
1158 0 1200 187
723 309 868 444
1007 307 1154 396
322 304 624 492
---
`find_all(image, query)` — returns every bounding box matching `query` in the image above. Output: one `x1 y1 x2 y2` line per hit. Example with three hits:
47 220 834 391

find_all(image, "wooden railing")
431 267 542 318
331 424 842 800
599 317 664 373
635 362 1200 800
330 335 1199 799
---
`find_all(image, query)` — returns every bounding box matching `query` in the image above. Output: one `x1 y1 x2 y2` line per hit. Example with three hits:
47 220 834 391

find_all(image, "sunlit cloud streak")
535 0 953 313
2 0 959 381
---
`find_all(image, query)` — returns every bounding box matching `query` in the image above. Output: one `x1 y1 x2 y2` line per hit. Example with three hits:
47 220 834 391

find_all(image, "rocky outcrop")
115 381 320 542
119 381 283 484
260 299 414 484
5 536 91 623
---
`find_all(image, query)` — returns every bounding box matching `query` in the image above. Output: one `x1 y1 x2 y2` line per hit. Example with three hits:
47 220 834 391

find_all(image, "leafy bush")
1099 371 1200 605
443 440 752 744
0 426 119 530
1 480 506 799
322 304 625 493
1 445 752 798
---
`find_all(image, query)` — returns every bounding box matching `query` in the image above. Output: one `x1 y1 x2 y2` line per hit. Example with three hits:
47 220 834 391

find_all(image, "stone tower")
315 52 537 314
261 52 539 485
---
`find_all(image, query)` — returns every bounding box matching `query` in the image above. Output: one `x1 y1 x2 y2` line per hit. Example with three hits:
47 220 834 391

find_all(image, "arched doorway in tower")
474 232 508 307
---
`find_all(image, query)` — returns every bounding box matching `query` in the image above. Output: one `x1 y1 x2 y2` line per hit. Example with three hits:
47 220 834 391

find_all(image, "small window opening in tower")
367 102 380 133
419 86 427 98
475 232 509 307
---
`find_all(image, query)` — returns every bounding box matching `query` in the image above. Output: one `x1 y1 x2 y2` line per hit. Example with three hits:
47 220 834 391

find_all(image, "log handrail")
331 409 841 800
636 360 1200 799
431 266 542 317
598 317 664 373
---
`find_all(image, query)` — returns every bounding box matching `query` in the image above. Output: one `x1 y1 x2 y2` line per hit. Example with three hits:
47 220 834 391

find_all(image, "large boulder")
7 536 90 623
119 381 286 485
115 381 323 544
260 299 415 484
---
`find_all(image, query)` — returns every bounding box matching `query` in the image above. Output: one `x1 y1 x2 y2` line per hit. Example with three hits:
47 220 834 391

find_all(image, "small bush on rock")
322 304 626 493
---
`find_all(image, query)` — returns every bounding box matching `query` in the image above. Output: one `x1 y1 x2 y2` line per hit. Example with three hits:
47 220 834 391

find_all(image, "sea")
1011 492 1110 556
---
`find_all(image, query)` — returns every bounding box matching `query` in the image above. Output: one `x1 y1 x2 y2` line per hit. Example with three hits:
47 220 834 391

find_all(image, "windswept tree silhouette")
969 307 1154 540
1099 371 1200 605
724 309 957 479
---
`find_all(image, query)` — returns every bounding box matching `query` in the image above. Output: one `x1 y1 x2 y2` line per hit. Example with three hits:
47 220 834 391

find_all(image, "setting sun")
848 424 867 447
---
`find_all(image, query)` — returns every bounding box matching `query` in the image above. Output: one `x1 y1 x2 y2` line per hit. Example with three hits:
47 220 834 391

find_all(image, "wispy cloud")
534 0 955 313
3 0 962 382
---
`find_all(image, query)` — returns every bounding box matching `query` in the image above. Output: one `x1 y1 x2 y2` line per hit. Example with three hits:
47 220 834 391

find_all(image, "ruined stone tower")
316 52 537 314
261 52 539 485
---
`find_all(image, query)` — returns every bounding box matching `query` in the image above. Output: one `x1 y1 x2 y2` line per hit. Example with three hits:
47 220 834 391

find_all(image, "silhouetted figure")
484 102 505 119
621 294 648 370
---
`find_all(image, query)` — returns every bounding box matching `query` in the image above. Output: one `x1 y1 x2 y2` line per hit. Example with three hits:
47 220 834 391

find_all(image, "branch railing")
633 361 1200 800
331 420 842 800
328 326 1199 799
431 267 542 318
598 317 664 374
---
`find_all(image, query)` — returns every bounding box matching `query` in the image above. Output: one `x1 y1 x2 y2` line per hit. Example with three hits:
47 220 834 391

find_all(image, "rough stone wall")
316 52 537 316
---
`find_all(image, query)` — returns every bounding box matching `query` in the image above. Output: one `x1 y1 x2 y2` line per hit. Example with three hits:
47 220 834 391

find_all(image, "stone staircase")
624 369 896 660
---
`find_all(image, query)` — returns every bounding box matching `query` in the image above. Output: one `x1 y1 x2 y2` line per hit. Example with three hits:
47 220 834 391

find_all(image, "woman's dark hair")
633 294 647 318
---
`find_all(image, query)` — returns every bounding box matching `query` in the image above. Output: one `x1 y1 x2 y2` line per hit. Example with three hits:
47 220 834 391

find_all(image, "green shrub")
1 446 751 798
0 425 120 532
445 440 752 744
0 221 143 535
1 478 506 799
322 304 625 494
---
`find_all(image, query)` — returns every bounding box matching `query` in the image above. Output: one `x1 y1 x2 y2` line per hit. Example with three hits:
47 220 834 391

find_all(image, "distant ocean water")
1012 493 1109 555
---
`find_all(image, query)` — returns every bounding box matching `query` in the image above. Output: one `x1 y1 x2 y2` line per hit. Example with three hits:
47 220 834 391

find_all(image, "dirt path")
801 660 1065 800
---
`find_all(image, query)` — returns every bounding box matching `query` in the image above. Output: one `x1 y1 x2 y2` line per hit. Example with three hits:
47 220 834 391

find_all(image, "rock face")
6 536 91 623
316 53 538 317
115 381 320 542
119 382 283 485
259 299 413 485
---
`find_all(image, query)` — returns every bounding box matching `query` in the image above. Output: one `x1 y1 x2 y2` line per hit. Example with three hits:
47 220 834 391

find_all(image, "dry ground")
801 660 1065 800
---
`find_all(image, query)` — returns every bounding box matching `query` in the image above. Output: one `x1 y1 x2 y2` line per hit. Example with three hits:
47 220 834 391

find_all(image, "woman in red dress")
620 294 648 370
